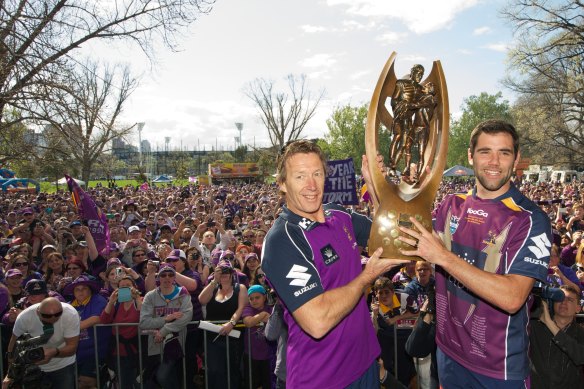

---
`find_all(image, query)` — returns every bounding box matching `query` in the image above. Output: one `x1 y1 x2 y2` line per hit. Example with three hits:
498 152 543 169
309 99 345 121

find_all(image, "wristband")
229 319 237 326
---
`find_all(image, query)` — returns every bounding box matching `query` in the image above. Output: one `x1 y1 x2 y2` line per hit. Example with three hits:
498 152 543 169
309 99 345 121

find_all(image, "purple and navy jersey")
261 203 379 389
433 183 551 380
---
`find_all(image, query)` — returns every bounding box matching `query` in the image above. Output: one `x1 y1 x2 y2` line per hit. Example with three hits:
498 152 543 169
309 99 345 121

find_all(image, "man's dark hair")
276 140 327 185
469 119 519 158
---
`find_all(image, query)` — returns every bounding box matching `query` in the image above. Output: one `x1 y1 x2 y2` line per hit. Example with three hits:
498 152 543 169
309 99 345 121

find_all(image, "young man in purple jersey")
261 140 406 389
398 120 552 388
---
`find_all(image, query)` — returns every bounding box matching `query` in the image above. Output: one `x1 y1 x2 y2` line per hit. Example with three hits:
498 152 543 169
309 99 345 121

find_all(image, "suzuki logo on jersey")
525 233 551 268
467 208 488 217
286 265 312 287
320 244 340 266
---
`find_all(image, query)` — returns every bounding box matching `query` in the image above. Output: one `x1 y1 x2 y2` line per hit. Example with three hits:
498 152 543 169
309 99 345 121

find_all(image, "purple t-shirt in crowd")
262 204 378 389
433 183 551 381
242 303 273 360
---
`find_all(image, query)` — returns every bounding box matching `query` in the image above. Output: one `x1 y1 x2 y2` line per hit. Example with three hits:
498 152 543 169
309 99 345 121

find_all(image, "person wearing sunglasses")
140 264 193 389
4 269 25 304
2 297 80 389
164 248 205 387
8 254 42 287
63 276 109 389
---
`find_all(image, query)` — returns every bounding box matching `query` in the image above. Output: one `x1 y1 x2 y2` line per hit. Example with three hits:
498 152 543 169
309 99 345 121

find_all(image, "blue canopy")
443 165 474 177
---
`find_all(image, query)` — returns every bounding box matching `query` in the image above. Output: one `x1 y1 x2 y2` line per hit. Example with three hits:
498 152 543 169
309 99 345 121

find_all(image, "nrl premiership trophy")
365 52 449 260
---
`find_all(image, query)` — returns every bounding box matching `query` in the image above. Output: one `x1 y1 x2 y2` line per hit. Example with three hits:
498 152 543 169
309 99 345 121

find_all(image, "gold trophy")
365 52 449 260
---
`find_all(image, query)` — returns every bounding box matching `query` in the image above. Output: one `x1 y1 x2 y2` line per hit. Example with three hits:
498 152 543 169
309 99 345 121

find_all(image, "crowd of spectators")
0 176 582 388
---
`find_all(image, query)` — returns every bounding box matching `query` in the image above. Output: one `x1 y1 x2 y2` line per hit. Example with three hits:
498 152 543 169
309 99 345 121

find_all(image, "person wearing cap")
4 268 25 304
2 297 80 389
157 224 175 247
140 264 193 389
242 252 263 286
163 248 205 387
37 244 58 273
121 226 150 266
242 284 274 389
199 260 247 389
65 275 109 388
121 200 142 229
2 280 65 328
9 208 35 237
212 250 249 287
69 220 84 241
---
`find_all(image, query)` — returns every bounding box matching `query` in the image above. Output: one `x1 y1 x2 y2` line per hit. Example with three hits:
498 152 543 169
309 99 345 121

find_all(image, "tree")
0 0 214 149
318 103 391 172
501 0 584 165
233 145 248 162
31 60 138 184
447 92 513 167
244 74 324 150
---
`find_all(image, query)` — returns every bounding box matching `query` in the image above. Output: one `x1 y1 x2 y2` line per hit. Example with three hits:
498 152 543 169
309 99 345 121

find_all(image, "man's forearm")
436 250 534 313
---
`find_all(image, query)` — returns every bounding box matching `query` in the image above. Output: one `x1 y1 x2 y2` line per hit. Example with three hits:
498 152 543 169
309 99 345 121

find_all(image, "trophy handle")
365 52 449 259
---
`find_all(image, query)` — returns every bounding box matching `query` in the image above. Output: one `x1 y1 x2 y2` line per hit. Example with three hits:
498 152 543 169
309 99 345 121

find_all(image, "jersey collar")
280 205 332 231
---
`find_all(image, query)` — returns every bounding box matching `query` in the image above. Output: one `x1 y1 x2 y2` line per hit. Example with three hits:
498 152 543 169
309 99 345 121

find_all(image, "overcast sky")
86 0 515 153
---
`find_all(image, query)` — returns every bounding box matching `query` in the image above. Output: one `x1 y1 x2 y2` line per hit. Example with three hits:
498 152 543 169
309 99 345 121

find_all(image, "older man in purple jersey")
398 120 552 388
262 140 406 389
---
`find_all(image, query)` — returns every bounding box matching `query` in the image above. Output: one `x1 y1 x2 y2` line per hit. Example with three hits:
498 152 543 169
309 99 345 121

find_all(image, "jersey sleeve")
262 222 324 313
351 211 372 248
507 209 551 282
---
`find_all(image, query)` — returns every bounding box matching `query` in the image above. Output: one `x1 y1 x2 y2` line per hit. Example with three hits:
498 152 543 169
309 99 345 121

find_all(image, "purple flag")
65 175 110 254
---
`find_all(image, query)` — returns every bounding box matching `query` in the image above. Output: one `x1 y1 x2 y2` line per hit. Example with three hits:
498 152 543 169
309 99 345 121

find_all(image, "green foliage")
319 103 391 172
234 146 248 162
447 92 513 167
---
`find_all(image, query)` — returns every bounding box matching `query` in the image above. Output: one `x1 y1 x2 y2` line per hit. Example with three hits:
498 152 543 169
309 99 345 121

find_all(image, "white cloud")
349 70 371 80
457 48 472 55
341 20 377 31
483 42 508 52
401 54 427 63
375 31 408 44
327 0 480 34
300 25 328 33
300 53 338 68
473 26 491 35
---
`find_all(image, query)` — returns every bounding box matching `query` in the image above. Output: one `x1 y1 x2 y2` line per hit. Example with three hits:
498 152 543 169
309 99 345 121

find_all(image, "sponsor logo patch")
286 264 311 287
320 244 340 266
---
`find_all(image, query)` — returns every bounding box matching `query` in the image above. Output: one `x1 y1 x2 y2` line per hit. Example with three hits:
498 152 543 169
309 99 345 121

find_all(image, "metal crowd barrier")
0 320 263 389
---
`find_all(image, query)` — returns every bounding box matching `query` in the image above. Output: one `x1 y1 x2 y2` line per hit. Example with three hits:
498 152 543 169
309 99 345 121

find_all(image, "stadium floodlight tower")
137 122 145 168
235 122 243 148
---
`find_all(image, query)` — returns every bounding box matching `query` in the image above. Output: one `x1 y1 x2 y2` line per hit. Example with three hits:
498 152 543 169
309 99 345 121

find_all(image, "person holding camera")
199 260 247 389
100 276 142 389
2 297 80 389
529 285 584 388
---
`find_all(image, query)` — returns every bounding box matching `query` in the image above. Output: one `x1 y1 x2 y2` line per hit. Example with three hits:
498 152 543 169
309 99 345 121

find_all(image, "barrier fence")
8 314 584 388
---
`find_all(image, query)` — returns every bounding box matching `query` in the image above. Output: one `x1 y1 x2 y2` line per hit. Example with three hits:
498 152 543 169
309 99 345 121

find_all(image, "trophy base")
367 202 432 261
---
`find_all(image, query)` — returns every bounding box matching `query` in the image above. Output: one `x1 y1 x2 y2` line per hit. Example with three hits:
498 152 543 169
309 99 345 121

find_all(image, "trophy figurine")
365 52 449 260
